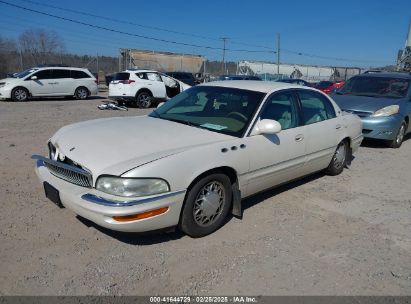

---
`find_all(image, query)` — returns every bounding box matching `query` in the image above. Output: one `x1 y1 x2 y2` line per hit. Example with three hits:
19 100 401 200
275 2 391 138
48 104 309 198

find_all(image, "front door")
26 69 55 96
243 90 307 197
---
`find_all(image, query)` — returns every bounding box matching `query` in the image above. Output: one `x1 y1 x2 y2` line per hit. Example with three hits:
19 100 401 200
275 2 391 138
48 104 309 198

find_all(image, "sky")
0 0 410 68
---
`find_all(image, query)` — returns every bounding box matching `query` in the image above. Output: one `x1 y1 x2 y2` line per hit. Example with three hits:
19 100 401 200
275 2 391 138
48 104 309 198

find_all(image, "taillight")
120 80 135 84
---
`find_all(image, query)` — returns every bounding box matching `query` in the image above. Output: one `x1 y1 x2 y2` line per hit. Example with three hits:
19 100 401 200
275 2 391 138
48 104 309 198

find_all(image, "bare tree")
0 35 19 77
19 29 65 66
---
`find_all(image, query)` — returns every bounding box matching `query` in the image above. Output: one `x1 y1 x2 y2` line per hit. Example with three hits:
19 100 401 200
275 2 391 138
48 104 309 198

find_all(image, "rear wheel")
179 173 232 238
74 87 89 100
136 91 153 108
11 87 29 102
387 122 406 148
325 140 348 176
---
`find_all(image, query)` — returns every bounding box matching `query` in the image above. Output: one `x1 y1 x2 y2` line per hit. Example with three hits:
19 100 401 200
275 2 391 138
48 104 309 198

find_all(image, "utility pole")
221 37 229 74
277 33 280 75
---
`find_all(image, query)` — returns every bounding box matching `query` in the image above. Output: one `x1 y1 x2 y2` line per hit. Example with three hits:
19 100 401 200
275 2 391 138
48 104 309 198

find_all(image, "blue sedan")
332 72 411 148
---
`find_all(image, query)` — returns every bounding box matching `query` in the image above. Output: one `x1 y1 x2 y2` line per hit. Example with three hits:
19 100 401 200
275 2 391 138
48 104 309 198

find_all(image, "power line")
8 0 276 53
281 48 388 64
15 0 275 51
0 0 276 54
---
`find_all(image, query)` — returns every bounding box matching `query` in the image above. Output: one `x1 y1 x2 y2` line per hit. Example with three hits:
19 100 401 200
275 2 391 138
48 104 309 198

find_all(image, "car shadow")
240 171 325 213
361 133 411 149
1 96 107 102
76 215 185 245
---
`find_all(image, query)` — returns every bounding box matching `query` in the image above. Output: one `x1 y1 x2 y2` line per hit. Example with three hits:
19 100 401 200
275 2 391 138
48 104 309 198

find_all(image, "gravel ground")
0 93 410 296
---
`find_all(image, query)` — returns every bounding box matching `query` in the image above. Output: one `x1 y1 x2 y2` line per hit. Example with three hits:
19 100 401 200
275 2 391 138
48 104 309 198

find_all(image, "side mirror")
30 76 38 80
157 102 164 108
250 119 282 136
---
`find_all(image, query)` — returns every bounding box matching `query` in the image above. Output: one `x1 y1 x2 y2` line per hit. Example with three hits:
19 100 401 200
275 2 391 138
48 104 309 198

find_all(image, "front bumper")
360 114 404 141
34 159 186 233
0 86 12 99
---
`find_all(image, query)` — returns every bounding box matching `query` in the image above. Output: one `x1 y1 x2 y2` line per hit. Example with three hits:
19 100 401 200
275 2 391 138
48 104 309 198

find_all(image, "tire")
74 87 89 100
387 122 406 148
325 140 348 176
179 173 232 238
136 91 153 108
11 87 29 102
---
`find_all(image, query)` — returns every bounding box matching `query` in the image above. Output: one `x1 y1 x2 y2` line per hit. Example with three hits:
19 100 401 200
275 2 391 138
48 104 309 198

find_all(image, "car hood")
51 115 232 177
332 94 402 113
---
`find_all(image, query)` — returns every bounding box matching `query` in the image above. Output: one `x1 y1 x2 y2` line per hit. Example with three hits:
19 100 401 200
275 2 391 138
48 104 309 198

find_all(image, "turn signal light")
112 207 169 222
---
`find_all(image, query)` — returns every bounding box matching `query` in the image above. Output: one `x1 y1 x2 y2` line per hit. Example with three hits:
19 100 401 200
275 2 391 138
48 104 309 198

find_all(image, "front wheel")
387 122 406 148
11 87 29 102
325 140 348 176
179 173 232 238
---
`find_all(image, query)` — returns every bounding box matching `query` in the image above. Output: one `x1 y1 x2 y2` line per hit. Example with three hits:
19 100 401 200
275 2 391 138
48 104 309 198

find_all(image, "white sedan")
33 81 363 237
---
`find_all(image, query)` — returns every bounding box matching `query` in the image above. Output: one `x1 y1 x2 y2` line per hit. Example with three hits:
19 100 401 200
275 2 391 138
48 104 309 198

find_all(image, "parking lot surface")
0 95 410 295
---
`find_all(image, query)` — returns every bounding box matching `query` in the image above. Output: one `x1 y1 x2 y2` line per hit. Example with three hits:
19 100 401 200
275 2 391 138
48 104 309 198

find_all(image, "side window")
298 90 336 125
71 70 91 79
259 92 298 130
136 72 148 80
32 69 52 80
146 72 162 82
52 69 70 79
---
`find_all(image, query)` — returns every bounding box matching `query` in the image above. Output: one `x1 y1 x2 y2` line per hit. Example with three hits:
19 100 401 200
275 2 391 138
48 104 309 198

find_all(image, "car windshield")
149 86 266 137
338 76 410 98
14 68 38 79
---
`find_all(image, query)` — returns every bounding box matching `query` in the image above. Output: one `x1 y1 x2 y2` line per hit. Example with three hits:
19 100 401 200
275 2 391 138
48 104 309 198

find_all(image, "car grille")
43 159 92 188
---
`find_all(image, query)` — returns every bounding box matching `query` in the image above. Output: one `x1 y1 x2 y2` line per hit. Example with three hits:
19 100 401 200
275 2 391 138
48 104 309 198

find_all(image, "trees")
0 36 19 78
18 29 65 66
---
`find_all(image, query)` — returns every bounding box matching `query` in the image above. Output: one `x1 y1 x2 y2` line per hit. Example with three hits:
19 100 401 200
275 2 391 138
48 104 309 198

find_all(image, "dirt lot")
0 93 410 296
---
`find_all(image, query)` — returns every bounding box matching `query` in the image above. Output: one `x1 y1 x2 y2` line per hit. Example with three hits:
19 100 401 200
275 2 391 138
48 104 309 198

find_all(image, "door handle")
336 124 342 129
295 134 304 142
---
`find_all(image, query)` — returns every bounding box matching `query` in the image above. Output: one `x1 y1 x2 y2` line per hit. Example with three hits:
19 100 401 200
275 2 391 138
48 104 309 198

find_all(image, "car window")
150 86 266 137
52 69 71 79
113 72 130 80
31 69 52 80
298 90 336 125
71 70 91 79
339 76 410 98
259 92 299 130
146 73 162 82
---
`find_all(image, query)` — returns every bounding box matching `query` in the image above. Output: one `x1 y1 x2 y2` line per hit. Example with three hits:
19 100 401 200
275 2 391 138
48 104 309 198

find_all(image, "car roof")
199 80 305 93
123 69 158 73
356 72 411 79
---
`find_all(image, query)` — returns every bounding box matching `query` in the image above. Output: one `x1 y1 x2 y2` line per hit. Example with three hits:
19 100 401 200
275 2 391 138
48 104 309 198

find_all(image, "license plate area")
43 182 64 208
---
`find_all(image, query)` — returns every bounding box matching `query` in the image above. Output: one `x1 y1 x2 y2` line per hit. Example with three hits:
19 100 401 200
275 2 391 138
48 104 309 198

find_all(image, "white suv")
0 66 98 102
108 69 191 108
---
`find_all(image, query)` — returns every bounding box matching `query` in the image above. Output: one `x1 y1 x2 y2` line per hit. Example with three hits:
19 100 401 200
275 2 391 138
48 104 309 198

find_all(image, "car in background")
332 72 411 148
0 66 98 101
108 69 191 108
165 72 197 86
33 81 362 237
314 81 335 94
218 75 262 81
325 81 345 94
277 78 312 86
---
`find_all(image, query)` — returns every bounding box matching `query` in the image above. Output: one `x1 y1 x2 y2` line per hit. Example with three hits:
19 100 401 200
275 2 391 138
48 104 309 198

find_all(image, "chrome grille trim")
32 154 92 188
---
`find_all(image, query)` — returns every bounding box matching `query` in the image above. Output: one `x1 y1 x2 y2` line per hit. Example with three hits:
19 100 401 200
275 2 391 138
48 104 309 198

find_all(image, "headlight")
371 105 399 117
96 176 169 197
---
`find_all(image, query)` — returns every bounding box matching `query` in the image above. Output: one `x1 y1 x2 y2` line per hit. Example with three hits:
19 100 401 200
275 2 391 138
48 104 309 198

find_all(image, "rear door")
144 72 166 98
50 69 72 95
296 89 342 172
244 90 307 196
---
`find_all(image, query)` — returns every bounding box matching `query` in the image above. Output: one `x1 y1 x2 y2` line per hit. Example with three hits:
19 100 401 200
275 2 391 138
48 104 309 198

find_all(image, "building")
397 22 411 72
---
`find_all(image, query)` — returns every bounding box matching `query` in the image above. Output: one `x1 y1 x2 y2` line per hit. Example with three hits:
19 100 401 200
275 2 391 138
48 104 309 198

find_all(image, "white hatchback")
0 66 98 101
108 69 191 108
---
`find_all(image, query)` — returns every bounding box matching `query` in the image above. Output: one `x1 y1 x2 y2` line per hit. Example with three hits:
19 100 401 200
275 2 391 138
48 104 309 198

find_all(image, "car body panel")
34 81 363 233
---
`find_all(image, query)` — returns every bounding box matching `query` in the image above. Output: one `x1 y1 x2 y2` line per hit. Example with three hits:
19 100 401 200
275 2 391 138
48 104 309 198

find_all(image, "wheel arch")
75 86 90 95
135 88 153 98
12 85 31 96
182 166 242 219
